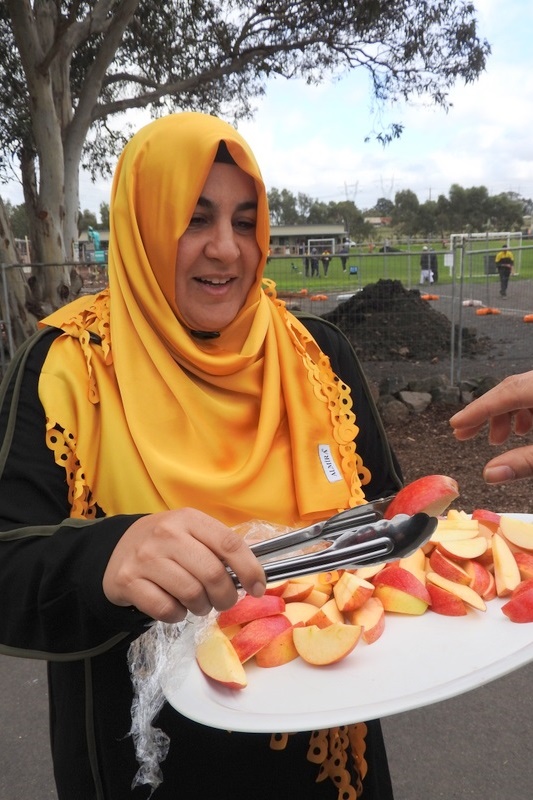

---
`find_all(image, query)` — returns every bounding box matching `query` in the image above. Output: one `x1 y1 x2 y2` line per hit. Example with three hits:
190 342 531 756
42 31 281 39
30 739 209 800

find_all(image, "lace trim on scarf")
60 291 112 405
268 724 367 798
263 280 370 507
45 425 96 519
43 293 111 518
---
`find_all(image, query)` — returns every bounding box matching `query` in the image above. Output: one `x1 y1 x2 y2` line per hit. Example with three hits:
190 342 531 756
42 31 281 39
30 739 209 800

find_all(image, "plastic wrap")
127 519 291 794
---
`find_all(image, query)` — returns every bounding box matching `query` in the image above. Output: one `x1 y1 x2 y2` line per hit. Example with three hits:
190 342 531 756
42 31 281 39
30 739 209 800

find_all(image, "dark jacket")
0 319 401 799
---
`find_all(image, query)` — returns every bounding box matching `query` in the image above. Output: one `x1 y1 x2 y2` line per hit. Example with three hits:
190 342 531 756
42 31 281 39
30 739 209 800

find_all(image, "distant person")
495 243 514 297
429 247 438 283
310 247 319 276
419 246 433 284
339 242 350 272
321 249 331 276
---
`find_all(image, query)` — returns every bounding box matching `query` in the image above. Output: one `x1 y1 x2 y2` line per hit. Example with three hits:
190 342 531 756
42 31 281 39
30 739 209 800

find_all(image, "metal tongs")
229 496 437 587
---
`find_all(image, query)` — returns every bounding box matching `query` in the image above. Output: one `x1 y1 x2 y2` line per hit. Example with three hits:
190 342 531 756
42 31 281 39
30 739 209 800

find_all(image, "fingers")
450 373 533 446
103 508 266 623
483 445 533 484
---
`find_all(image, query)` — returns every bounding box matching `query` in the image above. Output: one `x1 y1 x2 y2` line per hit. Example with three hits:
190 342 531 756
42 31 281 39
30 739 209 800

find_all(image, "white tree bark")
6 0 140 312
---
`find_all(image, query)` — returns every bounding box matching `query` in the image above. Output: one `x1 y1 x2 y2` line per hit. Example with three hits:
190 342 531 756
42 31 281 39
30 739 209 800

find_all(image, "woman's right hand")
102 508 266 623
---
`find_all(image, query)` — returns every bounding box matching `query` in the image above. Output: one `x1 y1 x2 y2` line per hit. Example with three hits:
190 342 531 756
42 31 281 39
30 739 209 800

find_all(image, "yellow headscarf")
39 112 368 525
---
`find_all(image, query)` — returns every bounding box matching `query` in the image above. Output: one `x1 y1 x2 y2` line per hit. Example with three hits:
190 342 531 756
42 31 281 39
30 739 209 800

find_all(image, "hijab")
39 112 368 525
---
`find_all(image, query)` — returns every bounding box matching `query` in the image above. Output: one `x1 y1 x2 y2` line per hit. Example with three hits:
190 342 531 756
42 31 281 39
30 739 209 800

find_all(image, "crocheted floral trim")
60 290 112 406
45 423 96 519
263 279 369 507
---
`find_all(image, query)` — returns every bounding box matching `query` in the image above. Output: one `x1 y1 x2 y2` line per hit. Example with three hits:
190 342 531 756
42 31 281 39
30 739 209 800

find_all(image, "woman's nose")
204 221 240 262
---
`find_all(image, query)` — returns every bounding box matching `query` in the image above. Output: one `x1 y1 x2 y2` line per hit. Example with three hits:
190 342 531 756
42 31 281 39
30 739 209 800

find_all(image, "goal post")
449 231 523 277
307 237 336 255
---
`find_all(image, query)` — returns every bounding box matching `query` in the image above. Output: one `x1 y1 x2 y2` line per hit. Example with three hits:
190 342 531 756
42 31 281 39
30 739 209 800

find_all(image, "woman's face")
175 162 260 332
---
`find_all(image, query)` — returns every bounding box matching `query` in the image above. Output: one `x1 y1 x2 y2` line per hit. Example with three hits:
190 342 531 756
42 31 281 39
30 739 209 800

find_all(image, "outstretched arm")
449 372 533 483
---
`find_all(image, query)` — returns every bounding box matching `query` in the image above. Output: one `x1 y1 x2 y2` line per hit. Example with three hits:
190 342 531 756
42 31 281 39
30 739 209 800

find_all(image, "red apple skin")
231 614 292 663
217 594 285 628
383 475 459 519
372 566 431 604
427 583 468 616
464 559 492 597
254 624 299 668
471 509 501 529
501 585 533 623
514 552 533 582
429 548 471 585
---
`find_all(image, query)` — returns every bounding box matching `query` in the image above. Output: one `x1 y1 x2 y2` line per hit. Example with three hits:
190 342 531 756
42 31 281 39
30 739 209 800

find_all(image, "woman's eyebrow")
196 196 258 211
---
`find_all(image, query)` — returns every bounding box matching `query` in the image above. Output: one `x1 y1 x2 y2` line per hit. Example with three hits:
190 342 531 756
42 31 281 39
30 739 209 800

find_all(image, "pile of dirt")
322 279 491 362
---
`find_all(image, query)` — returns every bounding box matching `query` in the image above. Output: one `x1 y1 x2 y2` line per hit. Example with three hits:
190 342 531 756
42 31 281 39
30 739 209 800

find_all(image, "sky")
3 0 533 217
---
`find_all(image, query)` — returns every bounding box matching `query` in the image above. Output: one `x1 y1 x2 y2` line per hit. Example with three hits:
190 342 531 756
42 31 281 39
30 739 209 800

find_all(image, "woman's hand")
449 371 533 483
103 508 266 623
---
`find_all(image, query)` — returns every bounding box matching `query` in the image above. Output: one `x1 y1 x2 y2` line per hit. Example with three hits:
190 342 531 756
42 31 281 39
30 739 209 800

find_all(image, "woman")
0 113 402 799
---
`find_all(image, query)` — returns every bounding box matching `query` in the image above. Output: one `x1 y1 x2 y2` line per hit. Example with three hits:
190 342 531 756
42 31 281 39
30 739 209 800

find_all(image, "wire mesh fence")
2 242 533 384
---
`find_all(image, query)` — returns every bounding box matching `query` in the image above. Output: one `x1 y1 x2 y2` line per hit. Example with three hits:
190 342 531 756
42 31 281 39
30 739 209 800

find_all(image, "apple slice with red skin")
333 571 374 612
383 475 459 519
492 533 522 597
372 565 431 615
196 627 248 689
501 580 533 623
255 623 300 668
499 516 533 552
429 548 471 585
426 583 468 616
217 594 285 628
463 559 493 597
292 622 362 666
426 571 486 611
231 614 292 663
437 536 488 562
306 597 345 629
348 596 386 643
514 551 533 582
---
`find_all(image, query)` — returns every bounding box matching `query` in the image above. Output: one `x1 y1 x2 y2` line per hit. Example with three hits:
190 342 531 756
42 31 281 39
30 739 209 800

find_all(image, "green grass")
264 242 533 293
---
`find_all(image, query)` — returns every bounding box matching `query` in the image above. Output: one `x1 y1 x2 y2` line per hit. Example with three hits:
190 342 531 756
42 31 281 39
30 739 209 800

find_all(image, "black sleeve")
0 329 149 658
298 314 404 500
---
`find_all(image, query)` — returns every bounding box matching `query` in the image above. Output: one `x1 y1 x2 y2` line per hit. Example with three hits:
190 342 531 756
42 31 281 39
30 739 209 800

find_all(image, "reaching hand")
449 372 533 484
103 508 266 623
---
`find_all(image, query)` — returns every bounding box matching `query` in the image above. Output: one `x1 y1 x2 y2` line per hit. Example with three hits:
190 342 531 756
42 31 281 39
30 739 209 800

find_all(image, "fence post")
0 262 15 360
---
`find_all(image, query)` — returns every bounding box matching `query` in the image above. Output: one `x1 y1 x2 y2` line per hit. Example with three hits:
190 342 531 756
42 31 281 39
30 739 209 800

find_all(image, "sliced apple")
333 571 375 612
514 551 533 582
437 536 488 562
492 533 522 597
264 579 290 597
292 622 362 666
429 548 471 585
255 624 300 667
383 475 459 519
463 559 493 597
399 547 426 577
281 580 315 603
426 571 486 611
471 508 501 535
231 614 292 663
306 597 345 628
217 594 285 628
372 566 431 615
348 596 386 643
501 581 533 623
304 588 331 608
196 627 247 689
430 519 480 543
282 601 319 625
499 516 533 552
354 563 386 581
426 583 468 616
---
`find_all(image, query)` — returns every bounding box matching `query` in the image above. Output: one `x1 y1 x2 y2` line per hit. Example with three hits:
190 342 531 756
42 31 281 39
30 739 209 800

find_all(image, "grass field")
265 241 533 294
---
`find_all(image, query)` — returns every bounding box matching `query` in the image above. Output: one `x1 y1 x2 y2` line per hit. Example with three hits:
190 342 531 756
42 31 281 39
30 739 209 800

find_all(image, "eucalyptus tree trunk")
0 198 40 355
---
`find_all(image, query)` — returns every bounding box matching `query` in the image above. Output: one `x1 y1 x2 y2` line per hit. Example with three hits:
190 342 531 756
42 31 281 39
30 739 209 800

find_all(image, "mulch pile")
322 279 491 362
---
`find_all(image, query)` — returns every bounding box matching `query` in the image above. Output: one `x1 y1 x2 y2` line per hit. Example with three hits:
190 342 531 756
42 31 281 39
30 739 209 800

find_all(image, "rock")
398 390 432 414
473 375 500 397
377 398 410 425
